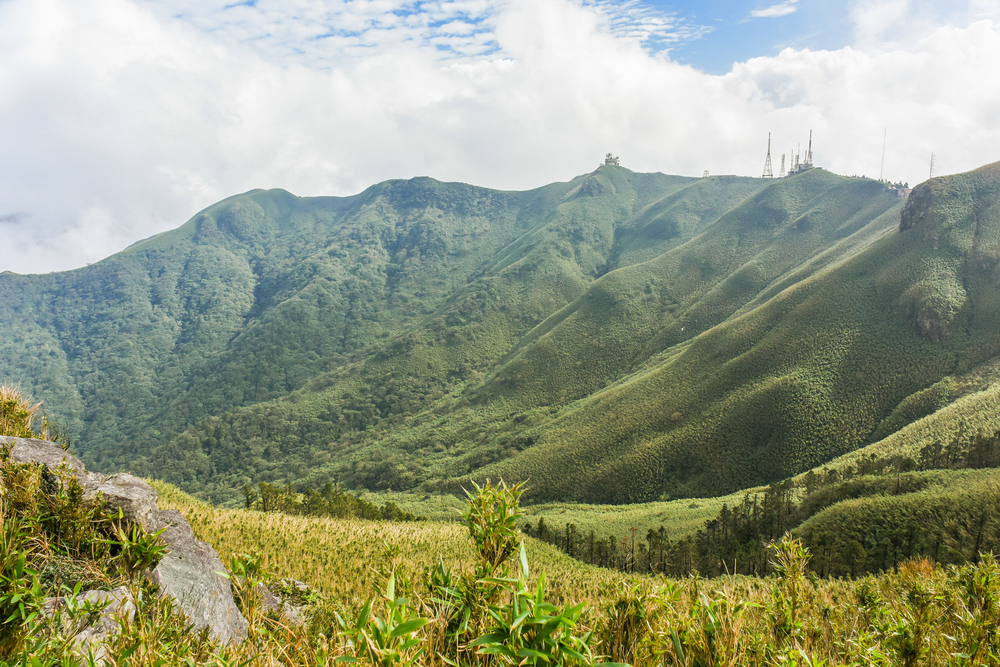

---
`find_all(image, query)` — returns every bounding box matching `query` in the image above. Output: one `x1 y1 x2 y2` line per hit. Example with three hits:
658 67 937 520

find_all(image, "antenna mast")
779 154 786 178
805 130 813 168
879 128 886 181
762 133 773 178
929 152 936 179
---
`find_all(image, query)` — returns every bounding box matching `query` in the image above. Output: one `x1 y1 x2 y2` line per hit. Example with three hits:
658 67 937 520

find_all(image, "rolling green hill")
4 161 1000 509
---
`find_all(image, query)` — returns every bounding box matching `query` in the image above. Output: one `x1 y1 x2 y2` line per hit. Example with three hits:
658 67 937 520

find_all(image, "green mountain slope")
471 162 1000 502
3 161 1000 507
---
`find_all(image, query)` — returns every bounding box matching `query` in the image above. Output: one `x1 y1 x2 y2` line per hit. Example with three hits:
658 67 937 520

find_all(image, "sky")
2 0 1000 274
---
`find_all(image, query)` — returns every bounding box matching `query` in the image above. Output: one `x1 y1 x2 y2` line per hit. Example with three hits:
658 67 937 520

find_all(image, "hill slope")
4 162 1000 505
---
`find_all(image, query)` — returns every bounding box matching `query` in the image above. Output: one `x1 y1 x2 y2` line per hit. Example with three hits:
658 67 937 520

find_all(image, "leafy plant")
225 551 268 636
0 503 44 659
335 572 429 666
109 517 169 588
0 384 40 440
470 544 597 666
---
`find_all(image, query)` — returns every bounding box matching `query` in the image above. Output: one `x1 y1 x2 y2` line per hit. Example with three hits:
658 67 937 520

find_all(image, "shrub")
0 384 39 439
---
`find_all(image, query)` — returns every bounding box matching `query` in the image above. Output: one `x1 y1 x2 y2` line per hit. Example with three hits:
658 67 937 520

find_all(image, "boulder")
257 582 306 626
5 437 248 645
91 473 161 530
2 436 102 492
148 509 249 643
73 588 136 664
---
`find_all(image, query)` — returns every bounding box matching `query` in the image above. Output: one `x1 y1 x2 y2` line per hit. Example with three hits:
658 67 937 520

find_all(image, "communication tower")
929 152 936 179
788 132 816 175
779 154 786 178
879 128 887 181
762 133 774 178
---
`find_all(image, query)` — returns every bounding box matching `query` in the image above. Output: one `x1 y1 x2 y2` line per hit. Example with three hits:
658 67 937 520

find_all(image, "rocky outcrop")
2 436 248 645
257 579 310 626
3 436 102 492
91 473 164 536
148 509 249 643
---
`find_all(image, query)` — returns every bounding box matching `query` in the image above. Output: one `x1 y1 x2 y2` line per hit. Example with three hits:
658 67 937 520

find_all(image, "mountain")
3 161 1000 505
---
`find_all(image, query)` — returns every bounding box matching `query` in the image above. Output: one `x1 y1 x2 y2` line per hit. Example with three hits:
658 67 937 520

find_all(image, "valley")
4 160 1000 572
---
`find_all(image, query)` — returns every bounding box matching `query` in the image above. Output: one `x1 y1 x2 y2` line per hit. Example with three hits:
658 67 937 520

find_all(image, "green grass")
10 421 1000 666
521 490 761 544
152 480 626 609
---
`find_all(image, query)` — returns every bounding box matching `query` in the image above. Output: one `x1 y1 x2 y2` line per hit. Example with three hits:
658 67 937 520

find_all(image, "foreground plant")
470 543 597 666
335 572 429 666
0 385 39 440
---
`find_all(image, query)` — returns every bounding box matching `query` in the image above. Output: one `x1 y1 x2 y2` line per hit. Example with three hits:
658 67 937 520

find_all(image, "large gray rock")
91 473 161 529
2 436 102 492
6 437 248 645
148 509 249 644
73 588 136 664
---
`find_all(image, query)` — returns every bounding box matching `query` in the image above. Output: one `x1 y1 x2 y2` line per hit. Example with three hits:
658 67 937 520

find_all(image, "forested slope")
4 161 1000 507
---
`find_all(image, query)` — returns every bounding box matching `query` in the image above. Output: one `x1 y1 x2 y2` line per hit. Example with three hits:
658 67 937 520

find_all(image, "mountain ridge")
3 162 1000 506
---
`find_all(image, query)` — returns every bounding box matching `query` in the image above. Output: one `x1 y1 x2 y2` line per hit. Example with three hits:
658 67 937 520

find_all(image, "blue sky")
145 1 1000 73
152 0 855 71
2 0 1000 272
647 0 853 73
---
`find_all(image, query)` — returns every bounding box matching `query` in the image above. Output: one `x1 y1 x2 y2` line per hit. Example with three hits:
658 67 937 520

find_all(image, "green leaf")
516 647 552 660
510 609 532 631
389 618 429 639
469 633 509 647
671 630 685 661
118 640 141 660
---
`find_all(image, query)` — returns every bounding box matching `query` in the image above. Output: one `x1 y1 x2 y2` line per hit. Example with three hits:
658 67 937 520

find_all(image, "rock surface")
3 436 248 645
2 435 102 492
257 581 306 625
148 509 249 643
92 473 163 532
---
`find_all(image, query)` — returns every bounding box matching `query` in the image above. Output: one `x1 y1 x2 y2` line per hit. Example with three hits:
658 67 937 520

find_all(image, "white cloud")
850 0 1000 48
1 0 999 273
750 1 799 19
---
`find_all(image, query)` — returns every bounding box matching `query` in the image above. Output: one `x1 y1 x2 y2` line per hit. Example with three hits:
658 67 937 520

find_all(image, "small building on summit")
603 153 620 167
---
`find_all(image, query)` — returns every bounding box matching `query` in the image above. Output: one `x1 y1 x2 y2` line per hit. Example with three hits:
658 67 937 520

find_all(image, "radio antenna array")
879 128 886 181
762 133 774 178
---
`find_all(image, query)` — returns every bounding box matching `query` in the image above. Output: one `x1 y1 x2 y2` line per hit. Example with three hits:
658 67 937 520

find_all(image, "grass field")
152 481 626 610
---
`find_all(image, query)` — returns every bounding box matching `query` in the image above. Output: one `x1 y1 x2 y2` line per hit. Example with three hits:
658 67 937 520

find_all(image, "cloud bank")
1 0 999 273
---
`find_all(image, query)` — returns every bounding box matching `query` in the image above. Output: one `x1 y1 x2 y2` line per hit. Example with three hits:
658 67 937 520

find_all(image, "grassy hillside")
13 439 1000 666
153 480 622 610
467 163 1000 502
6 380 1000 665
5 162 1000 509
144 476 1000 667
